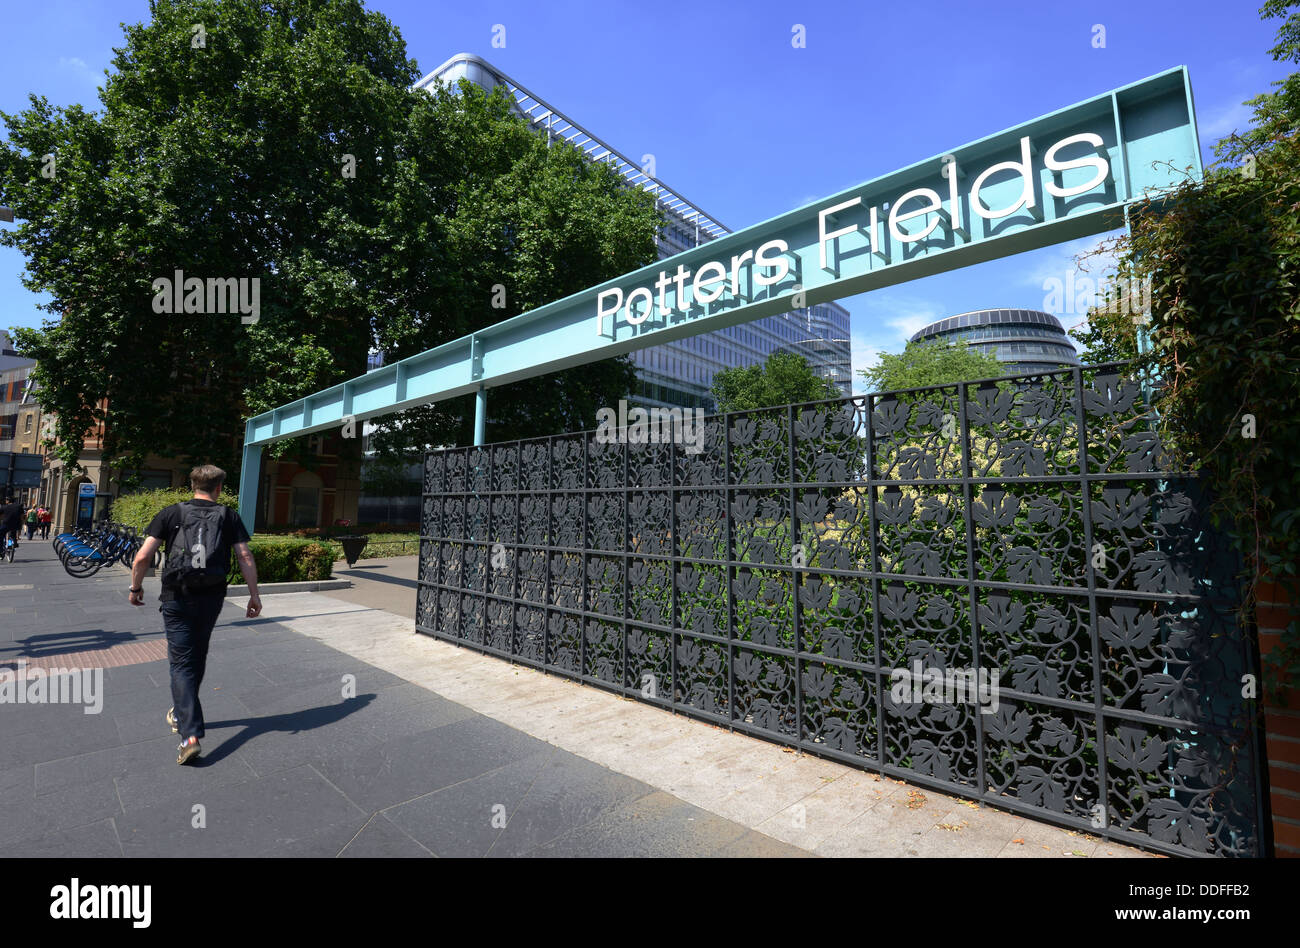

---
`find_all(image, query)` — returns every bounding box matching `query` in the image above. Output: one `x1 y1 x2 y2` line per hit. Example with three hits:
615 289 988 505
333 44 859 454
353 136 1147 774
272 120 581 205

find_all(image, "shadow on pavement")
9 628 144 660
196 694 378 765
332 568 416 590
223 607 380 627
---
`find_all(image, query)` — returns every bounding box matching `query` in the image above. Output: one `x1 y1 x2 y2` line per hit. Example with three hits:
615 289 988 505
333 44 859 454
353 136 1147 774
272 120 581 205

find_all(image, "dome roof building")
909 309 1079 375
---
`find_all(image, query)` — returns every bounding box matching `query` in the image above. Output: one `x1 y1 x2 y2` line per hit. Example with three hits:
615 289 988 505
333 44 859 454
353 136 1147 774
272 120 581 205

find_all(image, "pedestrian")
129 464 262 765
0 496 22 556
38 506 51 540
24 505 38 540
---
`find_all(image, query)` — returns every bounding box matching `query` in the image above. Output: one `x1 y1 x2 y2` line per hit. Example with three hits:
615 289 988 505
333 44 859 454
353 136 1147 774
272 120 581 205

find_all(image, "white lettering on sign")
595 131 1109 336
820 197 861 271
970 136 1037 220
1043 132 1109 197
753 239 790 287
889 187 944 244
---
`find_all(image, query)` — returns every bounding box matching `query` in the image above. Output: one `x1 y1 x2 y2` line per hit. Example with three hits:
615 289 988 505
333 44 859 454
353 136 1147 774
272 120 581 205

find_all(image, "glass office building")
415 54 853 411
909 309 1080 375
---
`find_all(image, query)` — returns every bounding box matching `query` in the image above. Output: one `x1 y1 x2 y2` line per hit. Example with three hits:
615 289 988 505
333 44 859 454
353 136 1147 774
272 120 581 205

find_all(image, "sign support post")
474 384 487 447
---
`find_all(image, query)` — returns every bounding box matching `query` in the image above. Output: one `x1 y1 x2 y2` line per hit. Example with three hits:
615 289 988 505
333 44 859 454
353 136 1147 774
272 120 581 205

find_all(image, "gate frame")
416 365 1270 858
236 66 1204 534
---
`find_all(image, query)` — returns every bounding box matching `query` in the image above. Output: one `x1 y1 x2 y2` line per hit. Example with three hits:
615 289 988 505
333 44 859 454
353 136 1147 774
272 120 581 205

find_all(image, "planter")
337 535 370 568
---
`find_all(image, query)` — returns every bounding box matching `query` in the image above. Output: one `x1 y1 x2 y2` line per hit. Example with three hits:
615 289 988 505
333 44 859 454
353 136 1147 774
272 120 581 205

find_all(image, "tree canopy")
1215 0 1300 163
858 338 1005 393
710 350 841 412
0 0 659 483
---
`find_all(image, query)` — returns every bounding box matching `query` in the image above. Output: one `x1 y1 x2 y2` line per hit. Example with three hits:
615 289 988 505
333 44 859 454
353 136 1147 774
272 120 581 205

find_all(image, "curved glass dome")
910 309 1079 375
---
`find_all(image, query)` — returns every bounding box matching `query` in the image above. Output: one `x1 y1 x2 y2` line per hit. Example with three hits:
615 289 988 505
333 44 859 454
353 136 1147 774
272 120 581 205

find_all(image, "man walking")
129 465 262 764
38 505 51 539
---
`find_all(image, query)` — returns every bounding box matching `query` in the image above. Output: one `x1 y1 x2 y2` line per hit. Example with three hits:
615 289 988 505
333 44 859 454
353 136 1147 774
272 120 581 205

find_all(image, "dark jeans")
40 522 50 539
161 594 226 740
25 523 36 539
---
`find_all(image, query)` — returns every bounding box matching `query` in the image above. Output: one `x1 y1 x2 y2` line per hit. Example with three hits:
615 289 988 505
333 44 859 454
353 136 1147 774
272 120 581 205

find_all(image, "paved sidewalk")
1 543 1149 857
300 556 1148 859
325 555 418 620
0 543 802 857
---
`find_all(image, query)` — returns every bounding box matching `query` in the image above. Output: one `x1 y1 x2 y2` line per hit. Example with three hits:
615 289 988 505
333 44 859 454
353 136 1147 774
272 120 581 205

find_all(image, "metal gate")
416 363 1266 857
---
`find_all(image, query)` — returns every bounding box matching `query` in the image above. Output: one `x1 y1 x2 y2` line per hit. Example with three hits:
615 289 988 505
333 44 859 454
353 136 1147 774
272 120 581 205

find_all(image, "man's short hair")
189 464 226 494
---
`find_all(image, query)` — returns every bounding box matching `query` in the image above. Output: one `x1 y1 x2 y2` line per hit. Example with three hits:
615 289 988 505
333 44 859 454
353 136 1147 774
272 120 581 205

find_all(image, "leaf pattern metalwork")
415 366 1261 856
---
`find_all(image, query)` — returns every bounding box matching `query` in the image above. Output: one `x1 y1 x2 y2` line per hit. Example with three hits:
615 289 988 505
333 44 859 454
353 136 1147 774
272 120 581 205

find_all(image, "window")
291 487 320 527
24 414 32 433
120 470 173 494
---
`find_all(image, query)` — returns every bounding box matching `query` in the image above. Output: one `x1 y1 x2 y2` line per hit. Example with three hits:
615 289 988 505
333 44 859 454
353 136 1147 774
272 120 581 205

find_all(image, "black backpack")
162 502 229 593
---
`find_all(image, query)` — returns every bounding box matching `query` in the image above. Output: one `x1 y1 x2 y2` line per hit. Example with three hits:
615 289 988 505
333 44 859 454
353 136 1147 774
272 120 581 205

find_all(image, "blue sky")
0 0 1290 393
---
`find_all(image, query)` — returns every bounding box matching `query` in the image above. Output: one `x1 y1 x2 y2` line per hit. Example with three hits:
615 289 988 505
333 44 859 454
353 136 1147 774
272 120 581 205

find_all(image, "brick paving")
2 639 170 677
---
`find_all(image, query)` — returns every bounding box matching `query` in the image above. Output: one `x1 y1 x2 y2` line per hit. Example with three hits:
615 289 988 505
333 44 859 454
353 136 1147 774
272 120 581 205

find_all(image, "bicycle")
53 522 145 577
3 533 16 563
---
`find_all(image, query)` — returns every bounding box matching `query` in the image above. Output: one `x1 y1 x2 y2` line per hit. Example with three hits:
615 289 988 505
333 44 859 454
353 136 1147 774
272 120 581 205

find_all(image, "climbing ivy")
1082 86 1300 697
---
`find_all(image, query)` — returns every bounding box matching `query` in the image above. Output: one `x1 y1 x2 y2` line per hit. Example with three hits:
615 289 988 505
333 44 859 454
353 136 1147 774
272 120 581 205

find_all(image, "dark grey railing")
417 363 1266 857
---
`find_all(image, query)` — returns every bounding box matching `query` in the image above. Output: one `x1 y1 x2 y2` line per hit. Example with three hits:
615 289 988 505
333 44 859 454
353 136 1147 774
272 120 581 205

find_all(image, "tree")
1069 289 1143 365
2 0 411 481
859 339 1005 393
0 0 659 485
711 351 841 412
364 77 655 457
1215 1 1300 164
1088 1 1300 693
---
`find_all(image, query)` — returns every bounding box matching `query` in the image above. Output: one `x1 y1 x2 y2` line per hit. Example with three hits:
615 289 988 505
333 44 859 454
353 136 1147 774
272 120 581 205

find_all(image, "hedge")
225 537 334 585
111 487 239 533
109 488 333 584
318 532 421 562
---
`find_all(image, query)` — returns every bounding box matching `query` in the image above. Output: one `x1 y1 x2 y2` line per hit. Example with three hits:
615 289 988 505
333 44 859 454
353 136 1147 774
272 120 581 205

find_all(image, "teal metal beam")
239 66 1202 528
474 385 487 446
238 419 262 534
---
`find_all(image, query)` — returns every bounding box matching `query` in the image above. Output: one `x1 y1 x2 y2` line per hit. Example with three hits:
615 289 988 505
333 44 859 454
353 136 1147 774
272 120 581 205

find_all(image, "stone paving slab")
525 791 764 858
270 583 1153 859
0 543 805 857
0 541 1153 858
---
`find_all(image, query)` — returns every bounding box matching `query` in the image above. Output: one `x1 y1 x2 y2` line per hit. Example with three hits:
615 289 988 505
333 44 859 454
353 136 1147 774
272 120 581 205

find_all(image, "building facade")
0 332 40 504
909 308 1080 376
38 397 187 528
252 435 364 532
0 331 35 453
415 54 854 411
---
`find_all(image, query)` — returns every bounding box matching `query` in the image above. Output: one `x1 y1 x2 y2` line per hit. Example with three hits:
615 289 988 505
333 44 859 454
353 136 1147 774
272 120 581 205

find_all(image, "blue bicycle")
3 532 16 563
52 521 150 577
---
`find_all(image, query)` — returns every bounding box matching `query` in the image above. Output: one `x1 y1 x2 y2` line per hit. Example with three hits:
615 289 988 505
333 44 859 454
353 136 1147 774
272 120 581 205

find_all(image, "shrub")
110 488 332 583
110 487 239 533
227 537 334 585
